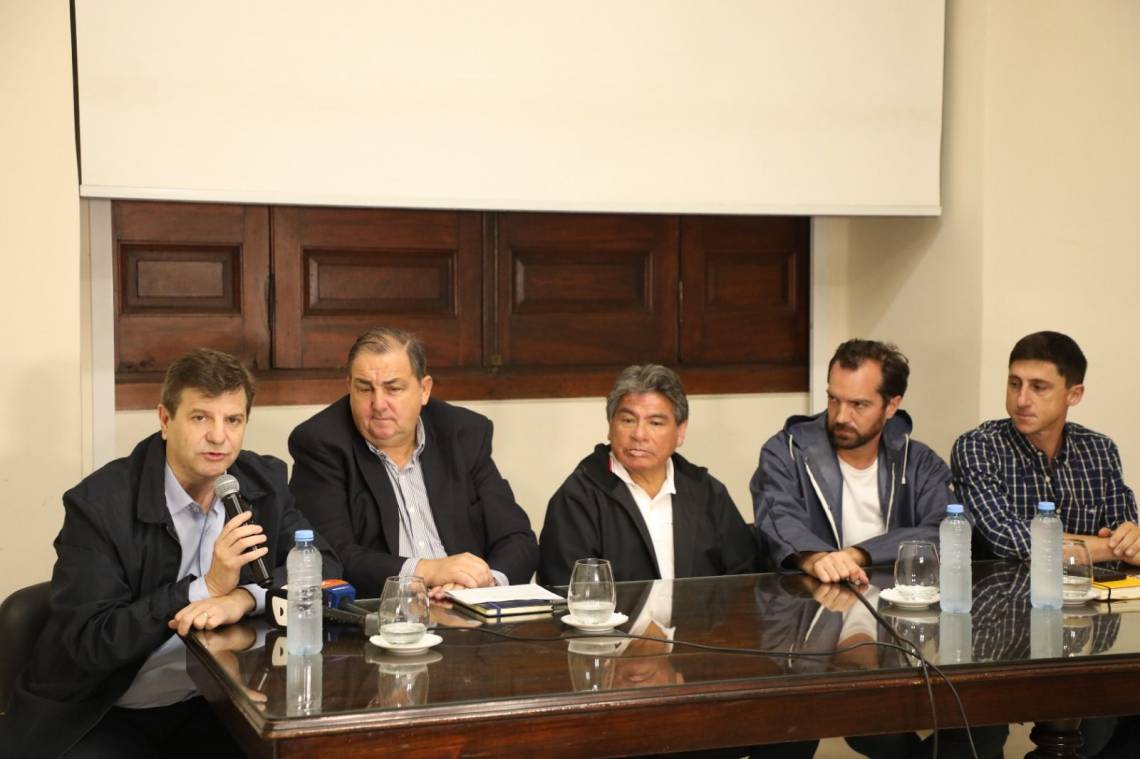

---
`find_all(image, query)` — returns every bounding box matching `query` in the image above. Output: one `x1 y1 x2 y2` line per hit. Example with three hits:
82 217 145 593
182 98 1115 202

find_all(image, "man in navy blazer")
1 348 340 758
288 327 538 597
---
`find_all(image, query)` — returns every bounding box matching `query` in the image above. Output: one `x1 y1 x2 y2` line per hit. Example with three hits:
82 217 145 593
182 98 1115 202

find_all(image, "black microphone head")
214 474 240 499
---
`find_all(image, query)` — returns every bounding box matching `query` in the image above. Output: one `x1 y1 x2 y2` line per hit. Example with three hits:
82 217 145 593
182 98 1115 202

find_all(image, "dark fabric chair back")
0 582 50 714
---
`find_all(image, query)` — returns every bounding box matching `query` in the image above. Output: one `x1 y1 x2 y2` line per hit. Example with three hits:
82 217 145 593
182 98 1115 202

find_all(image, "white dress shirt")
610 453 677 580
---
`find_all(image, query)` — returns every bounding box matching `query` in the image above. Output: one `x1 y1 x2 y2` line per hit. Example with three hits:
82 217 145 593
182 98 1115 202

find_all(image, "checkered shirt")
951 419 1137 560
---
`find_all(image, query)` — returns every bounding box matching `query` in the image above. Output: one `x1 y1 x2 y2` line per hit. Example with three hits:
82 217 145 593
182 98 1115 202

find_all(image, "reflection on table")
185 561 1140 758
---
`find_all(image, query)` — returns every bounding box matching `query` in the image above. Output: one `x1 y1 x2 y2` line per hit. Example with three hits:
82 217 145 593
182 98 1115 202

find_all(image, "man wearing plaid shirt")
952 331 1139 564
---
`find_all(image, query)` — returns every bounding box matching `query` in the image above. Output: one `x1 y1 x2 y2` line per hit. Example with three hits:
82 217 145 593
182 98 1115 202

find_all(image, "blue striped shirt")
951 419 1137 560
368 421 507 586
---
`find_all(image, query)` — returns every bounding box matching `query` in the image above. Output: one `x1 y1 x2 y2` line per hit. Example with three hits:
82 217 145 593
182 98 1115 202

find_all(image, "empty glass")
567 558 616 624
1062 539 1093 602
894 541 940 603
378 576 430 645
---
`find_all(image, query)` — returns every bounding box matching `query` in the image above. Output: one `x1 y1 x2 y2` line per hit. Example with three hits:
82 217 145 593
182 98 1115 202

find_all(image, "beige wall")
840 0 987 460
843 0 1140 488
0 1 82 599
978 1 1140 468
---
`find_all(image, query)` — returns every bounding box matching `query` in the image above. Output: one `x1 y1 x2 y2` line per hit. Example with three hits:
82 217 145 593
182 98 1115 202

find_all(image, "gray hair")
346 327 427 380
605 364 689 424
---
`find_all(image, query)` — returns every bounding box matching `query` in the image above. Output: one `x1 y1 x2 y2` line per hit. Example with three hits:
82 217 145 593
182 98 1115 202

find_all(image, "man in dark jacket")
0 348 340 759
289 327 538 597
539 364 757 586
752 340 951 582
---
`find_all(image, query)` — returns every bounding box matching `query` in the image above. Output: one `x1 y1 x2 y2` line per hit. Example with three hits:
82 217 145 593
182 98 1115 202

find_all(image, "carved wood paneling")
494 213 678 367
112 203 810 408
679 216 809 365
272 207 482 370
113 201 270 375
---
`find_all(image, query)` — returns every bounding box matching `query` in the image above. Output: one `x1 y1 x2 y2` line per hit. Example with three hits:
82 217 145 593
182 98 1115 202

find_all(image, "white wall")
0 1 83 599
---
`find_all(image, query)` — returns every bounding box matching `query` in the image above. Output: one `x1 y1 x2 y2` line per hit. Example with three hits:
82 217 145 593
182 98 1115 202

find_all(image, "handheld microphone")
214 474 273 588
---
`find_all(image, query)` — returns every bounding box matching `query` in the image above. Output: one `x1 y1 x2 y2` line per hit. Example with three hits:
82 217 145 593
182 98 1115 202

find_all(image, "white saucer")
374 650 444 671
561 612 628 632
368 632 443 656
881 605 940 623
881 586 939 610
1063 588 1098 607
566 636 625 655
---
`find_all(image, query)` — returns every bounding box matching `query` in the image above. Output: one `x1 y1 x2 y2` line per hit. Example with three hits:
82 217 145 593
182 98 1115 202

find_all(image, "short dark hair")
828 339 910 404
1009 331 1087 386
606 364 689 424
160 348 256 416
346 327 427 380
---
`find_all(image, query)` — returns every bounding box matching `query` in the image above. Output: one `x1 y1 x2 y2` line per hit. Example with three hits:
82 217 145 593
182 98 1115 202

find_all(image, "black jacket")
288 396 539 596
0 433 339 759
538 444 759 586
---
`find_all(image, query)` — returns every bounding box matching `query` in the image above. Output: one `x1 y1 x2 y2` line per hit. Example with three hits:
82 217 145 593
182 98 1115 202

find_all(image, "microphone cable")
842 579 978 759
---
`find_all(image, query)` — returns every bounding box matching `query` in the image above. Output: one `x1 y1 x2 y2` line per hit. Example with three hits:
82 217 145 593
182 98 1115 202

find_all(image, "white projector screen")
75 1 945 215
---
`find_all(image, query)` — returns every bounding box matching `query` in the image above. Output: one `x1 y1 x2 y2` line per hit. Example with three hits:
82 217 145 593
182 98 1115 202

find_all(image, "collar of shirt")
609 453 677 505
1003 418 1071 467
366 418 427 471
163 463 222 520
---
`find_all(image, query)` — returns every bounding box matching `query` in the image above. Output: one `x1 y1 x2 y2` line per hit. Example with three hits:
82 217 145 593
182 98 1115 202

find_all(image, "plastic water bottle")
939 503 972 612
287 529 323 654
1030 608 1062 659
939 611 972 664
286 653 323 716
1030 501 1063 610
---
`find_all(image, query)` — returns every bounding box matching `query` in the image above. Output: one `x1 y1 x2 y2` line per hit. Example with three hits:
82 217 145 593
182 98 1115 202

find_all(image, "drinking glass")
378 576 430 645
373 661 430 708
567 558 616 624
894 541 940 603
1061 539 1093 601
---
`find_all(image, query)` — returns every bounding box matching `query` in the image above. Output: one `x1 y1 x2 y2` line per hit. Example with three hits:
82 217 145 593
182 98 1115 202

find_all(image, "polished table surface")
186 561 1140 758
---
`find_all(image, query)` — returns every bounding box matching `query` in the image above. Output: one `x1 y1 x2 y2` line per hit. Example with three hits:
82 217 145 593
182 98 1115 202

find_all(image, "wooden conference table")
186 561 1140 758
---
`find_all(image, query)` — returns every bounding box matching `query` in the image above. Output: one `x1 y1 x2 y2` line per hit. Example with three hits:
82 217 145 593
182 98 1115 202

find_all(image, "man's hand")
798 548 869 585
203 510 268 598
811 581 859 613
1098 523 1140 563
416 553 494 593
170 588 255 636
198 624 268 707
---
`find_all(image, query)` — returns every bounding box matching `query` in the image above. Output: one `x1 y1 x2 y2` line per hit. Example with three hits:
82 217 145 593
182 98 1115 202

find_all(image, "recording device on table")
214 474 272 588
269 580 384 636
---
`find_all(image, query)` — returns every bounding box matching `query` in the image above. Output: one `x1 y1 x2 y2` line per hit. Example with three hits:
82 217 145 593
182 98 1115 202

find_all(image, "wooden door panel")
272 207 482 370
679 216 809 365
114 201 270 373
495 213 677 367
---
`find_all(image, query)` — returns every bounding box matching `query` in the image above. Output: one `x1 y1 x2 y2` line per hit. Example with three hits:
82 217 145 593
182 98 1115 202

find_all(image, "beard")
827 418 884 450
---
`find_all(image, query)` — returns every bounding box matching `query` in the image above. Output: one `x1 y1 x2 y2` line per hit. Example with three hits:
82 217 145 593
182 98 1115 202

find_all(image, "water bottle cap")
946 504 964 515
294 529 314 542
1037 501 1056 512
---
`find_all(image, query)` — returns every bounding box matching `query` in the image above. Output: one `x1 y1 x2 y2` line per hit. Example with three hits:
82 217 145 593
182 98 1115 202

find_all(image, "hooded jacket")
750 410 951 570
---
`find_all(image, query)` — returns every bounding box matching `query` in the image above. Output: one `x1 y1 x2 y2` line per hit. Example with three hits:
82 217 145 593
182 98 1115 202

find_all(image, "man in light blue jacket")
751 339 952 582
